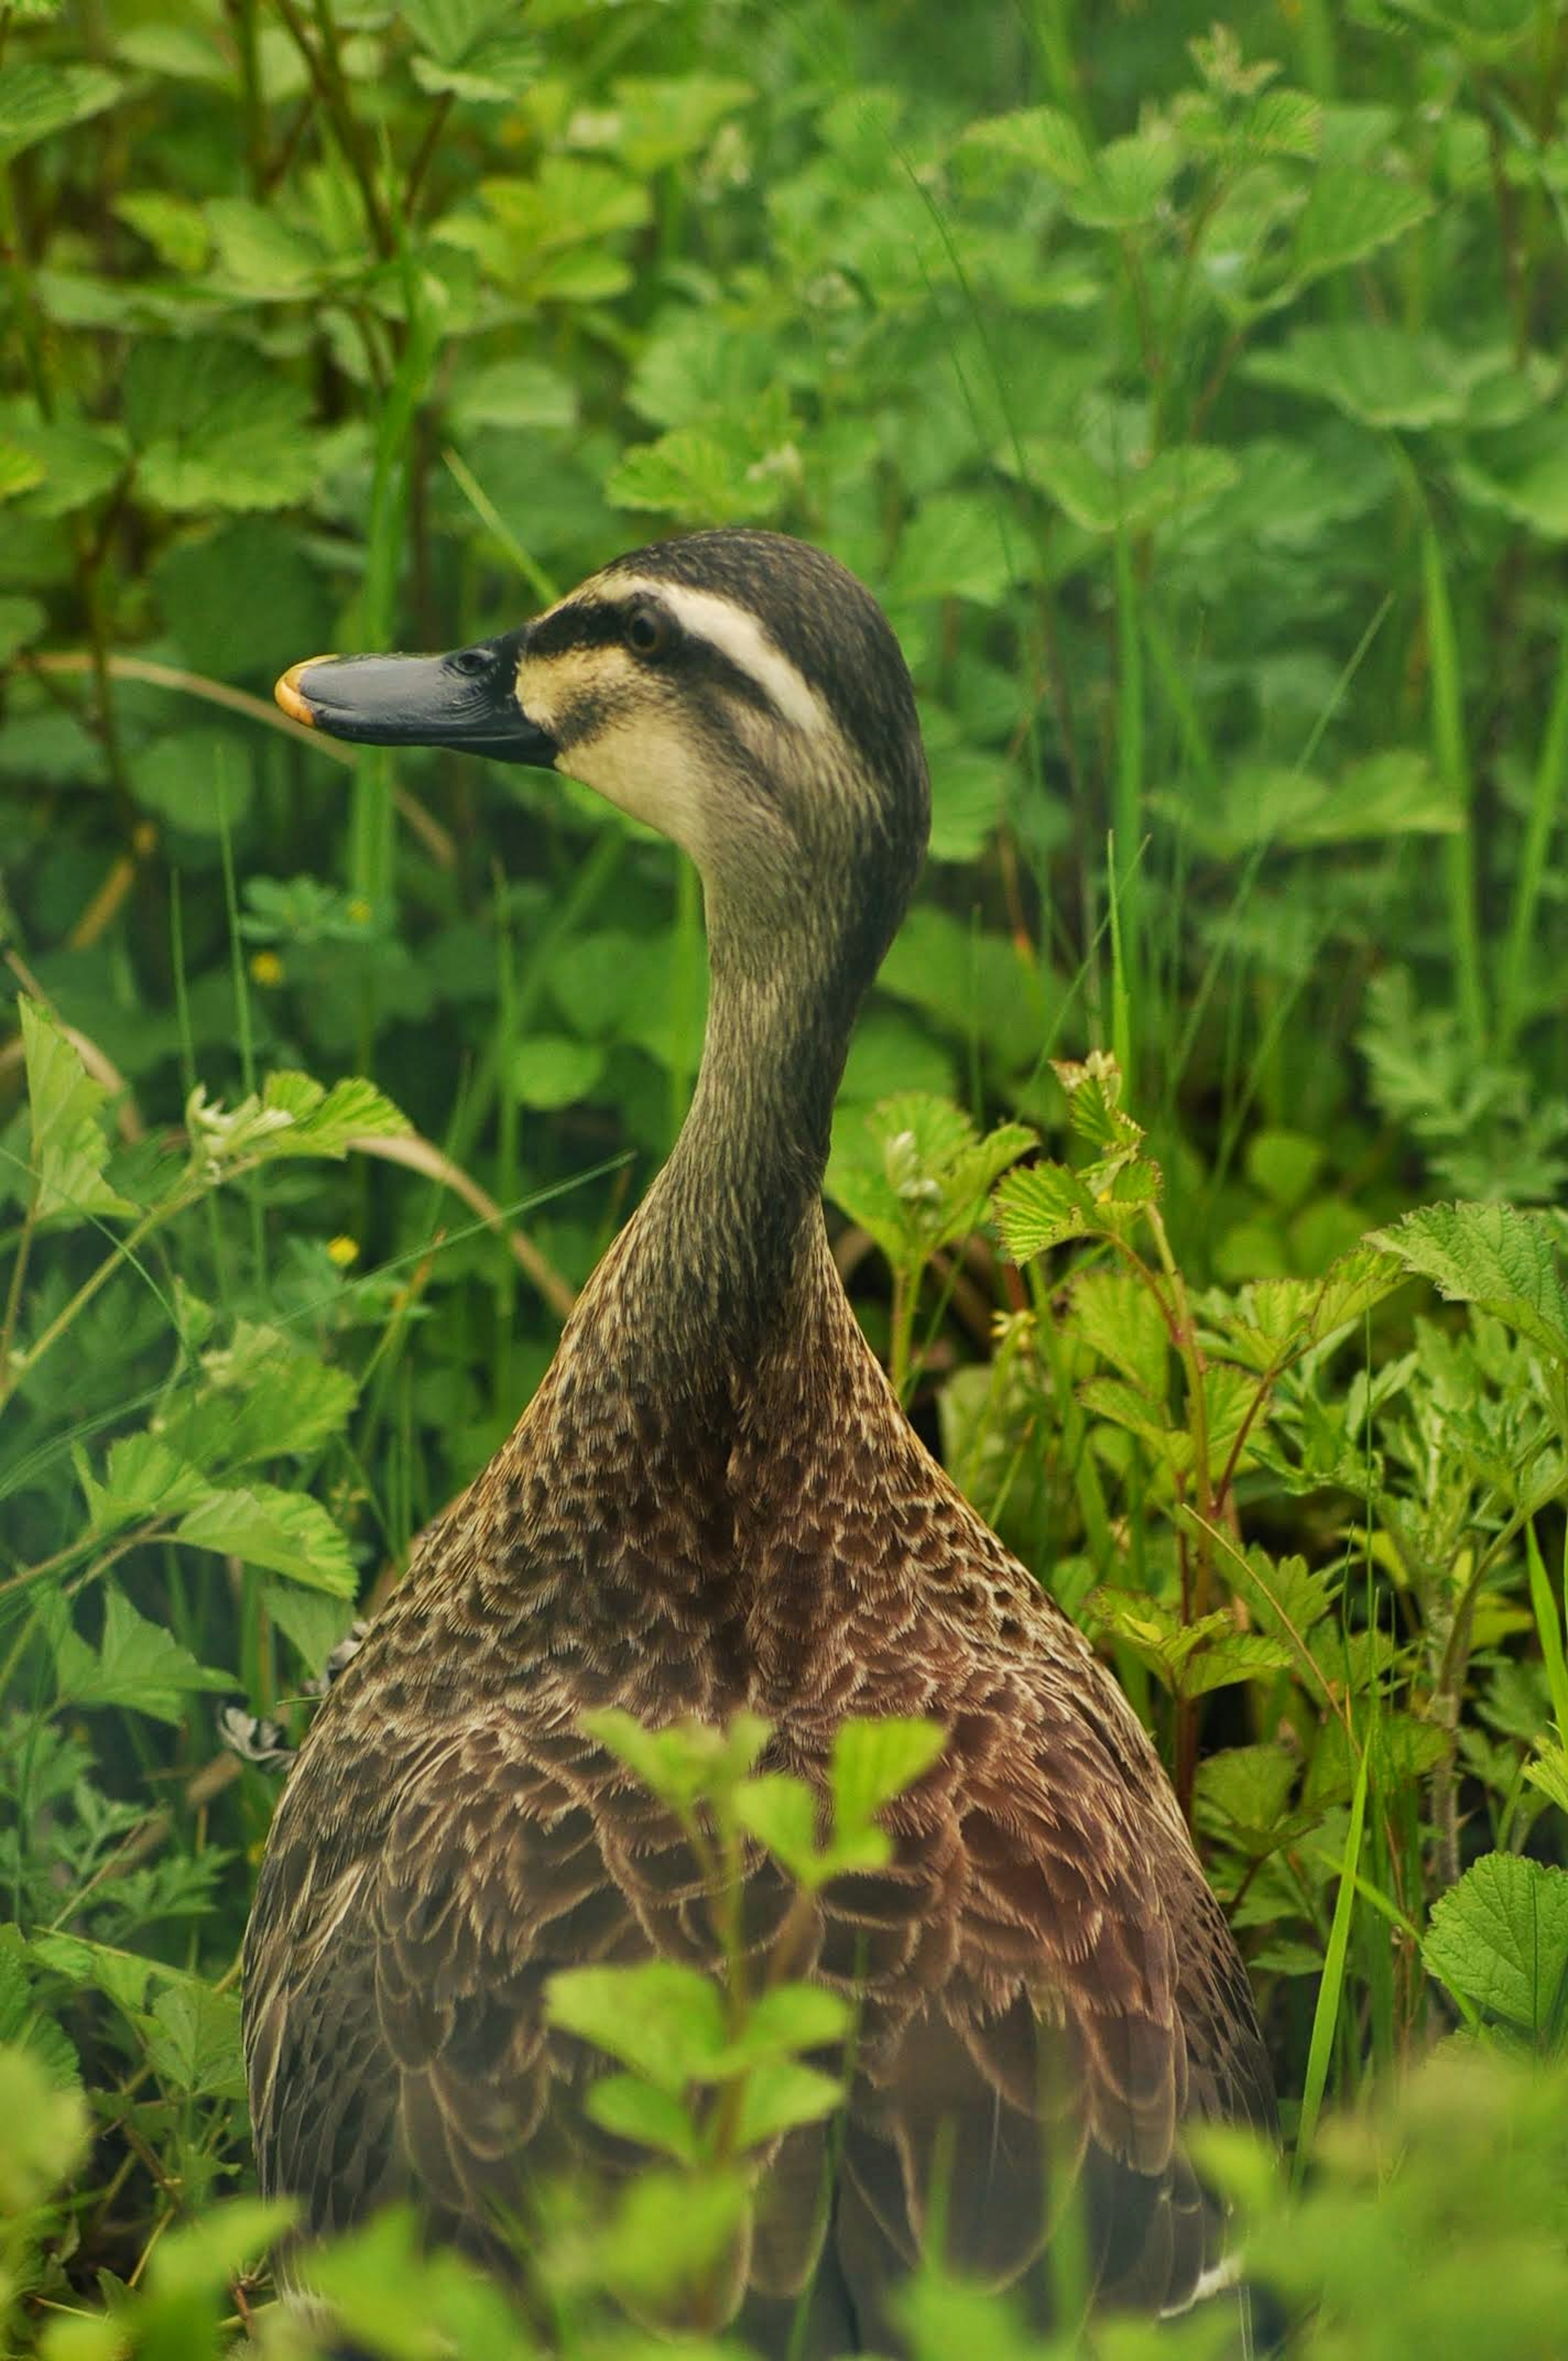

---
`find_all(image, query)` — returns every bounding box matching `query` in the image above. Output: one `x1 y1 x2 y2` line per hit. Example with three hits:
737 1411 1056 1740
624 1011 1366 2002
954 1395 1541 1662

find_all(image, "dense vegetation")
3 0 1568 2351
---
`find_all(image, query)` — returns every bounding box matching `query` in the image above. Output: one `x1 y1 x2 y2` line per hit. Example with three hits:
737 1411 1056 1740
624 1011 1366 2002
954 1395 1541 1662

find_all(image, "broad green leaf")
889 494 1017 608
0 439 45 502
400 0 518 65
1013 437 1237 536
993 1161 1098 1259
1289 168 1433 286
1370 1203 1568 1360
608 427 790 526
2 418 125 519
46 1587 230 1727
82 1436 214 1534
508 1036 606 1111
156 1322 358 1471
450 359 578 434
831 1717 944 1832
204 197 325 296
0 594 47 662
734 2057 844 2149
1176 1630 1296 1699
412 32 540 101
114 190 211 273
583 1707 772 1818
721 1983 853 2068
606 74 755 175
124 339 319 513
28 1933 157 2018
130 729 253 835
142 1982 245 2097
596 2165 751 2305
1245 324 1472 429
1068 1269 1169 1400
148 2197 299 2297
545 1962 727 2096
175 1484 357 1594
1423 1854 1568 2048
584 2073 700 2164
826 1094 1032 1269
0 2048 90 2216
1066 127 1183 230
0 62 122 162
19 999 136 1222
961 104 1092 187
735 1773 830 1884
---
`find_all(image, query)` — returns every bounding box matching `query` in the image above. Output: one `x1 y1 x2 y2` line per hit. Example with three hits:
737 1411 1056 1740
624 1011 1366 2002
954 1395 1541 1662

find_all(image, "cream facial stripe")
608 575 833 739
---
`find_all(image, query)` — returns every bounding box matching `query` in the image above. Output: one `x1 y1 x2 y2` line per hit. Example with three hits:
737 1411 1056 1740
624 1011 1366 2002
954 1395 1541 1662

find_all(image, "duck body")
247 530 1273 2351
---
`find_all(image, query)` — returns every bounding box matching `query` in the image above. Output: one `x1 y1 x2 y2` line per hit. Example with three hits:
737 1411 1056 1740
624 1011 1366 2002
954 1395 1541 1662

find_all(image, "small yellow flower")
249 949 285 987
326 1234 360 1269
347 898 372 927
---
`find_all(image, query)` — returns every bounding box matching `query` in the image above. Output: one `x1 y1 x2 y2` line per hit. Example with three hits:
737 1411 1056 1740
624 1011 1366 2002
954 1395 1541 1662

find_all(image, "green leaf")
992 1161 1098 1259
2 418 125 519
1067 1269 1169 1399
1015 437 1237 535
1289 168 1433 286
46 1587 231 1727
82 1436 214 1534
608 427 791 526
508 1036 606 1112
156 1322 358 1471
124 340 319 513
825 1094 1033 1271
1370 1203 1568 1360
830 1717 945 1833
0 2047 90 2216
130 728 253 835
19 999 136 1223
721 1982 854 2069
176 1485 357 1593
595 2165 751 2306
114 190 212 274
604 73 755 175
546 1962 728 2095
0 62 122 162
141 1982 246 2097
0 594 47 662
961 104 1092 187
889 494 1017 608
734 2057 844 2148
1423 1854 1568 2049
204 197 325 296
584 2073 700 2164
734 1772 827 1883
582 1707 772 1819
148 2198 298 2297
450 359 578 435
1246 324 1472 429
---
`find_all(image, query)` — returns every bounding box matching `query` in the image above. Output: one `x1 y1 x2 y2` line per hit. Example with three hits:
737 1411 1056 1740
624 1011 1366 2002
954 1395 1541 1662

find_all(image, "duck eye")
626 605 670 660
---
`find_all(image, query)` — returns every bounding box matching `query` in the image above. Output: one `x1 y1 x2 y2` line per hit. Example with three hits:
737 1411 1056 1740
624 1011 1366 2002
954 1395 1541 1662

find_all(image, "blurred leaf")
1246 323 1473 427
830 1716 944 1831
124 339 318 512
0 62 122 162
1289 168 1433 286
546 1962 728 2095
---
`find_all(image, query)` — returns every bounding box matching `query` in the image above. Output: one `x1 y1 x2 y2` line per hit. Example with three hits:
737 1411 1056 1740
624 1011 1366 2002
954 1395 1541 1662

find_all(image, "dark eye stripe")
529 597 790 727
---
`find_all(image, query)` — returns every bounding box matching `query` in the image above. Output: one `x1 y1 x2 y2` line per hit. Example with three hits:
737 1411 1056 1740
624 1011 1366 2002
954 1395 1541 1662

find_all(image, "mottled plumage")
249 530 1274 2351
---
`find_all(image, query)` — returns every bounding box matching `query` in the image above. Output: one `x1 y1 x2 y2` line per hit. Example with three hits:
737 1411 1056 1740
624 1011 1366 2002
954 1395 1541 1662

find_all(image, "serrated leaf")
1066 126 1183 230
175 1485 356 1594
19 999 136 1223
82 1435 214 1534
47 1586 230 1726
1012 437 1237 535
1370 1203 1568 1360
4 418 125 519
142 1982 245 2097
125 340 318 513
157 1322 358 1471
0 62 122 161
961 104 1092 187
450 359 577 434
826 1094 1033 1268
29 1932 156 2017
608 427 788 526
993 1161 1098 1259
546 1963 727 2095
1176 1630 1295 1699
412 32 539 101
1289 167 1433 285
1423 1854 1568 2047
1246 324 1470 429
399 0 517 65
1068 1269 1169 1399
204 197 324 295
258 1070 413 1156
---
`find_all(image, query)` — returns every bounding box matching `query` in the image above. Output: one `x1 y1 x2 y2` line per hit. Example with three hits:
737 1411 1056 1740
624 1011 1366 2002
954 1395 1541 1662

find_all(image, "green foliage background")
3 0 1568 2351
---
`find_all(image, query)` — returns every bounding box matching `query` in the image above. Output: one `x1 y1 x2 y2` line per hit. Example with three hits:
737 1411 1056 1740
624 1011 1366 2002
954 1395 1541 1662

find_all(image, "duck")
247 527 1275 2353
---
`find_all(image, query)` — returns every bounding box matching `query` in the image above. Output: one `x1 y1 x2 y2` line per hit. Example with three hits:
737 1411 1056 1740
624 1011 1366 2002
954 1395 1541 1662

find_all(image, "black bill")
275 634 557 769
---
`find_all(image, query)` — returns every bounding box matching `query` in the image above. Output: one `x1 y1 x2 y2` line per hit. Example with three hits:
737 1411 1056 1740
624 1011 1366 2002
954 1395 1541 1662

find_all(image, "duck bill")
275 637 558 769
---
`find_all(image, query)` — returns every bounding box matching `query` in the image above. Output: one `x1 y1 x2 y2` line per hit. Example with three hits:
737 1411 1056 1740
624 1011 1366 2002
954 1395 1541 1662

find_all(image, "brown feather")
246 529 1274 2353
